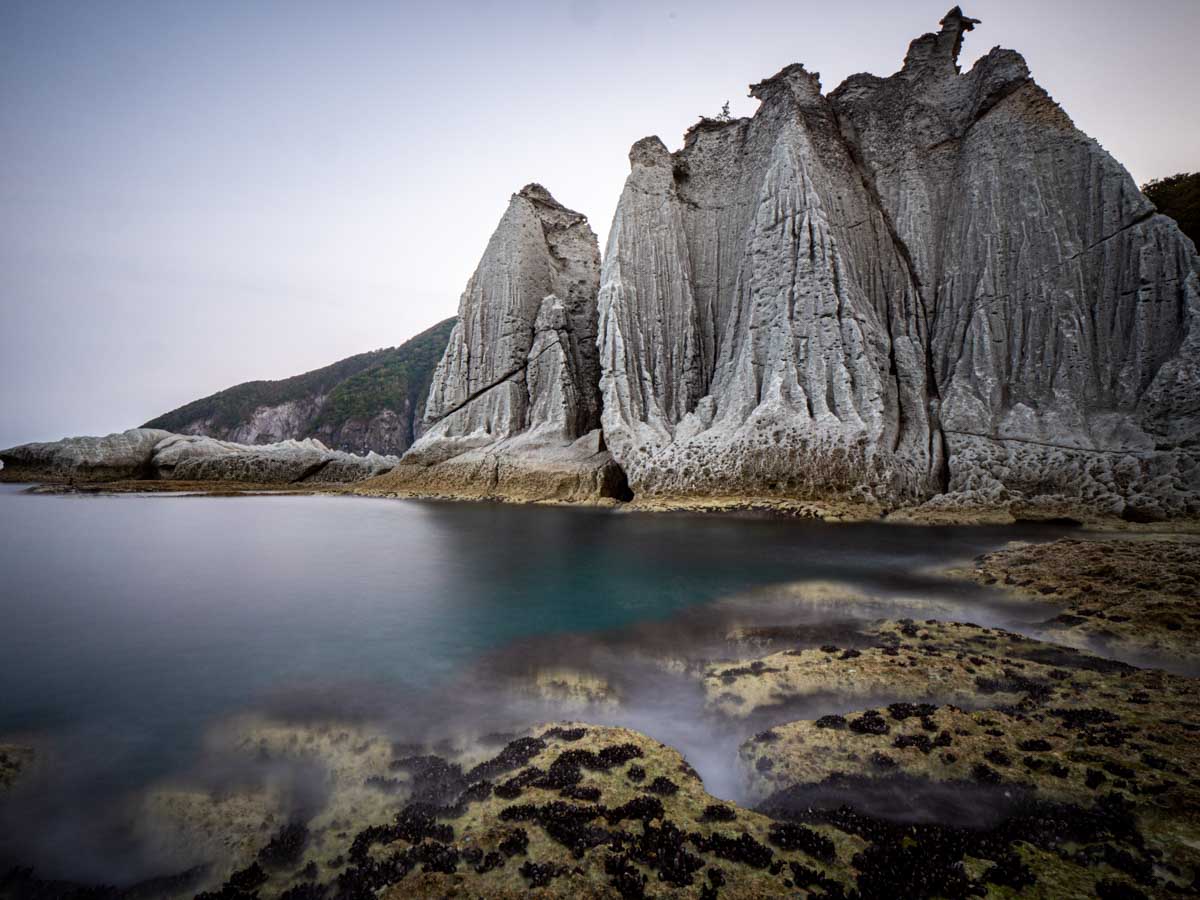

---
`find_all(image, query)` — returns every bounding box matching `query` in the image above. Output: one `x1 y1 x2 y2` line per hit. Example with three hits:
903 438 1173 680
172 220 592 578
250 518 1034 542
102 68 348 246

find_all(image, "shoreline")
8 473 1200 534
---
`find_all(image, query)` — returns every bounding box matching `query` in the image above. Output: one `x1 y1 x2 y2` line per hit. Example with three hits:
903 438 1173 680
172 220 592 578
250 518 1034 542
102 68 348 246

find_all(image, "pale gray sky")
2 0 1197 448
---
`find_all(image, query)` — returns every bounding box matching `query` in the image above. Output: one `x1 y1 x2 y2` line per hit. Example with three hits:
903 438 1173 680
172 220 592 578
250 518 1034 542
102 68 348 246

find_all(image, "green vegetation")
144 317 456 452
1141 171 1200 246
313 318 454 429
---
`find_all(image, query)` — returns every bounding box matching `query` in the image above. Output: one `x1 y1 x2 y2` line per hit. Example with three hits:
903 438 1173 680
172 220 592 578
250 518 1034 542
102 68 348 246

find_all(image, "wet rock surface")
7 551 1200 898
732 622 1200 898
702 618 1146 717
147 667 1199 899
119 724 863 899
966 537 1200 663
357 185 625 505
0 746 33 791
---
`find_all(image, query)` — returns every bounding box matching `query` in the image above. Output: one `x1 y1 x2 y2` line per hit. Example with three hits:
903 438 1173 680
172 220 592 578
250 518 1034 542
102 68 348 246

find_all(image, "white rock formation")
8 9 1197 517
828 7 1200 516
595 6 1199 516
0 428 171 481
598 70 941 505
369 185 628 502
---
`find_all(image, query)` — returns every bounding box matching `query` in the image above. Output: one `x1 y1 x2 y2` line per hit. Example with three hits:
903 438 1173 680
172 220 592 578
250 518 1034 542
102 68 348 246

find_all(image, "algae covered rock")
968 537 1200 663
595 6 1200 516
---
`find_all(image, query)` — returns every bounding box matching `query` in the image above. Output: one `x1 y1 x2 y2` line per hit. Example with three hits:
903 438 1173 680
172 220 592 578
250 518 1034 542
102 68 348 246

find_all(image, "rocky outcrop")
11 9 1197 517
596 6 1200 517
0 428 171 481
827 7 1200 517
0 429 398 484
599 73 942 507
361 185 628 503
144 317 456 456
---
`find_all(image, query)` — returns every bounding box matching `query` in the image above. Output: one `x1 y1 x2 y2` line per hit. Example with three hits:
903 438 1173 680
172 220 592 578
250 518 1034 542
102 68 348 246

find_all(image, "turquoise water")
0 484 1072 881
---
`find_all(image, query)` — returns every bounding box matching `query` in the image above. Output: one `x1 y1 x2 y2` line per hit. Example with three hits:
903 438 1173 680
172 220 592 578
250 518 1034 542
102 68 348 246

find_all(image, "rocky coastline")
0 430 398 487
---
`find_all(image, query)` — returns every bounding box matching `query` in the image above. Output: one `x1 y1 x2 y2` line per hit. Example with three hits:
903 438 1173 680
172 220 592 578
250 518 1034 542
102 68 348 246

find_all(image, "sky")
1 0 1197 448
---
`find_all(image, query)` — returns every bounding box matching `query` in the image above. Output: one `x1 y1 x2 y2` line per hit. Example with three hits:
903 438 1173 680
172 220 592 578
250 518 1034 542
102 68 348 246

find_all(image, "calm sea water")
0 483 1076 882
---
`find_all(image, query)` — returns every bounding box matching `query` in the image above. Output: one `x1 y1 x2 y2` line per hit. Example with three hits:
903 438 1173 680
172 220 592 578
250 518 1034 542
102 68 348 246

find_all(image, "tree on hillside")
1141 172 1200 247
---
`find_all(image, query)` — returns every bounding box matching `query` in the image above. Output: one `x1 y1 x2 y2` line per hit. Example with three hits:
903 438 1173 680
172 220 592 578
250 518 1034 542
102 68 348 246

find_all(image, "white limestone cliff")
361 185 628 503
594 6 1199 517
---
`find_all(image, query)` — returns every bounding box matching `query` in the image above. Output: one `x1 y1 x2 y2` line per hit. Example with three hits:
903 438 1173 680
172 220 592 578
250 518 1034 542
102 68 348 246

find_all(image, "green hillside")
144 317 456 455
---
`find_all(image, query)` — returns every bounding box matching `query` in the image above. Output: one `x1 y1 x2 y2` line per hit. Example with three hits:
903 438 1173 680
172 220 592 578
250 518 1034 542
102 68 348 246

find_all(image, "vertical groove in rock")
591 6 1198 517
598 64 942 505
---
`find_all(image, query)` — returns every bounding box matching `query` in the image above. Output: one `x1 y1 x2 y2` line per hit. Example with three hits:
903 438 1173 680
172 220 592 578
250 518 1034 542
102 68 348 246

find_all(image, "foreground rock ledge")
7 545 1200 898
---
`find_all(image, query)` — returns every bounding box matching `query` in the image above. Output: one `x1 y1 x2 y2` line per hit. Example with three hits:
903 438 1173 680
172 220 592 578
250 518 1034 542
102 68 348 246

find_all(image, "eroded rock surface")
0 744 34 791
599 75 941 508
0 429 398 484
359 185 628 504
0 428 171 481
596 6 1200 516
830 7 1200 518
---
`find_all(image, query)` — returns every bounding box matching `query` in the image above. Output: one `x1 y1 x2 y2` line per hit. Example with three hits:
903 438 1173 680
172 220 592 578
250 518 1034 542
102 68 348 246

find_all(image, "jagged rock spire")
419 184 601 446
940 6 981 60
373 185 628 503
902 6 981 74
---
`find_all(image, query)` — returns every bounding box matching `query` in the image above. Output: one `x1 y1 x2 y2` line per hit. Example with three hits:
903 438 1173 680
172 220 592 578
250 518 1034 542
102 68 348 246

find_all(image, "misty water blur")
0 484 1089 885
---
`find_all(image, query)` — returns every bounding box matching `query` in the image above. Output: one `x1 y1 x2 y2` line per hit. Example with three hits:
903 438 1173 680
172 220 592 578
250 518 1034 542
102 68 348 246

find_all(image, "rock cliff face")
595 6 1200 517
0 429 397 484
598 73 941 507
145 317 456 456
10 8 1197 517
361 185 628 503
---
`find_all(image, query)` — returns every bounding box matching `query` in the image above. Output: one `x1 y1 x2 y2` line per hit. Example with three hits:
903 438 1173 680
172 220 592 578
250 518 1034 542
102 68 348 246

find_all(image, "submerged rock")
358 185 628 504
0 744 34 790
